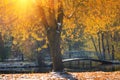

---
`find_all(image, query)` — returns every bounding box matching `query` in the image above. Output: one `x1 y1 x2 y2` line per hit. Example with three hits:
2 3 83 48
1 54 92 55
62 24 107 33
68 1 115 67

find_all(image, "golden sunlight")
13 0 36 17
18 0 28 4
17 0 37 6
15 0 31 8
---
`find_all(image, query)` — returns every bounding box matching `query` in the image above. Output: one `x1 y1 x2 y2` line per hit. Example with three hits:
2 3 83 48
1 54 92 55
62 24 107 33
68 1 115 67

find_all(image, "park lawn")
0 71 120 80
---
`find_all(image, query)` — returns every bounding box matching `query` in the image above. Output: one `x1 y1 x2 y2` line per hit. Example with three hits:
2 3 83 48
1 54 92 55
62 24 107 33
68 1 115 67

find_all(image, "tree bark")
112 45 115 60
37 0 64 72
97 33 102 55
47 29 64 71
91 36 101 59
106 32 112 60
110 34 115 61
101 33 106 60
0 32 5 61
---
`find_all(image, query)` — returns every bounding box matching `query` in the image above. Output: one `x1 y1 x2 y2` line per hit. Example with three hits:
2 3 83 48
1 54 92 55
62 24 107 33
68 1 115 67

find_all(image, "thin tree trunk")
110 34 115 61
91 36 101 59
101 33 106 60
106 32 112 60
97 33 102 57
0 32 5 61
112 45 115 60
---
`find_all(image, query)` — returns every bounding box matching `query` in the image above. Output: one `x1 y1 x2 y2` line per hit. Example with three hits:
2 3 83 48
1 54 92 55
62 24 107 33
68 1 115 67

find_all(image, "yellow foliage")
13 40 17 45
0 0 119 52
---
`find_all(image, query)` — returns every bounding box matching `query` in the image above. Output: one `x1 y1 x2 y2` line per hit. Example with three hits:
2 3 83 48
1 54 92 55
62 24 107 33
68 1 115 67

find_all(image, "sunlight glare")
16 0 30 8
13 0 35 16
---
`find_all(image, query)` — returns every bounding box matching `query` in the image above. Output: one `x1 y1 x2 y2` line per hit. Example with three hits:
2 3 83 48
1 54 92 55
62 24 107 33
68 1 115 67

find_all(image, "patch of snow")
57 22 61 27
47 27 50 31
56 30 60 33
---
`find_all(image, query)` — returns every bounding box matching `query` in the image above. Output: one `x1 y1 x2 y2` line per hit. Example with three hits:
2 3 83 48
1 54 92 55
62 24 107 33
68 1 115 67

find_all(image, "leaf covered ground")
0 71 120 80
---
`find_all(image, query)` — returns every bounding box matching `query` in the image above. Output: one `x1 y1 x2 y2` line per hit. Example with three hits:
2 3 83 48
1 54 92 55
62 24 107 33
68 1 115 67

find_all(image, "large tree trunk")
47 29 64 72
37 0 64 72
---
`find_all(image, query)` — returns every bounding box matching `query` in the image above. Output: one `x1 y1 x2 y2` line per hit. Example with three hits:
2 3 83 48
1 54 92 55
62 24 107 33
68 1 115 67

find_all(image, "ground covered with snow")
0 71 120 80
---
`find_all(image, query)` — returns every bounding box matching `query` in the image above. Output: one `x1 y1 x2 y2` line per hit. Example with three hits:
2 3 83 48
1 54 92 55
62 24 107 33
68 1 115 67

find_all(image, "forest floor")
0 71 120 80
